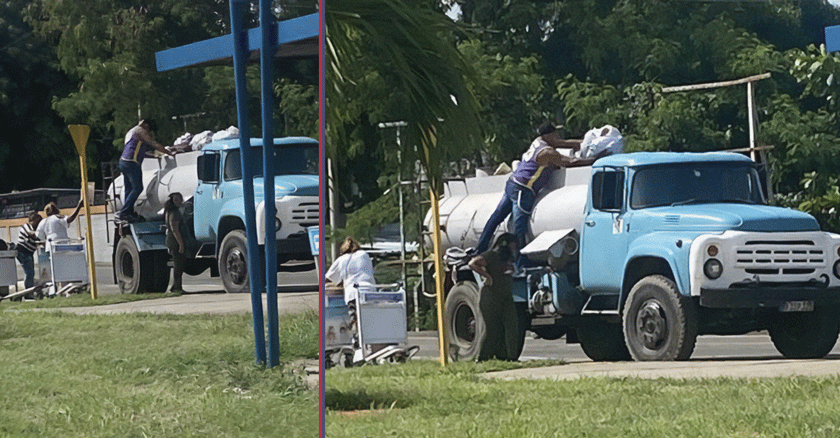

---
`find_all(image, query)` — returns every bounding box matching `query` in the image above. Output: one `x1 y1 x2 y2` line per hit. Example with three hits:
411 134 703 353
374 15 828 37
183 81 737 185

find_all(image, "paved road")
405 331 840 379
8 261 319 316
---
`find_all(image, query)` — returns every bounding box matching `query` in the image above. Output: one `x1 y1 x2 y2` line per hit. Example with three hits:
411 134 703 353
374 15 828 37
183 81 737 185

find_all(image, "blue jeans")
16 250 35 289
475 179 535 270
118 160 143 217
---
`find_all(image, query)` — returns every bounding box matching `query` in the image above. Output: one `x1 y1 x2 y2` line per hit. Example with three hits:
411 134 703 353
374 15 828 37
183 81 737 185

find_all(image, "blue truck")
439 152 840 361
111 137 319 294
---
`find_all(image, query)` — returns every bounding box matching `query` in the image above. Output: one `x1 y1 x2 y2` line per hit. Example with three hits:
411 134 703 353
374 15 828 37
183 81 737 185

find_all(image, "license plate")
780 300 814 312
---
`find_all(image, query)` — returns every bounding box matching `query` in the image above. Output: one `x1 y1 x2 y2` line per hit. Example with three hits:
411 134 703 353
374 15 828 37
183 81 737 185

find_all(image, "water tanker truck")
109 137 319 294
429 152 840 361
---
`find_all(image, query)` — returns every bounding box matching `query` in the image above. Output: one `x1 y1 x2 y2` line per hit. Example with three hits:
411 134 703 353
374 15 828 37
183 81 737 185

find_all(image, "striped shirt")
16 222 39 254
120 126 147 163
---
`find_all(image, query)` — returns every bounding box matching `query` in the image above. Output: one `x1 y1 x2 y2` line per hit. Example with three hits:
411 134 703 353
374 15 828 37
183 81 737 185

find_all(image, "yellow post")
429 187 449 366
68 125 97 300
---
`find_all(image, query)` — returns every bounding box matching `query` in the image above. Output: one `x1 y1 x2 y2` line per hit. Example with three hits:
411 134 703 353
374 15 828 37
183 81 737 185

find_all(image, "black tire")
150 250 171 292
532 325 566 341
769 306 840 359
445 281 484 362
219 230 250 294
577 321 631 361
115 237 150 294
623 275 698 361
509 302 529 361
184 259 211 276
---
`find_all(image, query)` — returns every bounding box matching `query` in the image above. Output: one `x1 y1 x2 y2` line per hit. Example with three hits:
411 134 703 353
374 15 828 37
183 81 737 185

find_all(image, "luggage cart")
323 283 419 367
352 283 419 365
323 286 355 368
0 247 17 295
44 238 89 297
0 238 89 302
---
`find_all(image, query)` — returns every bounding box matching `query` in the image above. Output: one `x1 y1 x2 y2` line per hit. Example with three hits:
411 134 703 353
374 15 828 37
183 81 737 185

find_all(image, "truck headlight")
707 245 719 257
704 259 723 279
275 218 282 231
833 260 840 279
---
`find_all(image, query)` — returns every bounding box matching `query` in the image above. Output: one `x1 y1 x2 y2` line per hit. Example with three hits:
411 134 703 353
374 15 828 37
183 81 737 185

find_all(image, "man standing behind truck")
473 122 598 272
117 119 175 222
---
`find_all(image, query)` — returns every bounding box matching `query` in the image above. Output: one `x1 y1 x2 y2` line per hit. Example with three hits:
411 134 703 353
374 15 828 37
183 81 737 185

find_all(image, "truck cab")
573 152 840 360
194 137 319 293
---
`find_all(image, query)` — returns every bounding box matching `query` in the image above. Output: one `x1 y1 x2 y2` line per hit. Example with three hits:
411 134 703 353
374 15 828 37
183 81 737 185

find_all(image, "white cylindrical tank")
108 152 200 219
425 165 591 252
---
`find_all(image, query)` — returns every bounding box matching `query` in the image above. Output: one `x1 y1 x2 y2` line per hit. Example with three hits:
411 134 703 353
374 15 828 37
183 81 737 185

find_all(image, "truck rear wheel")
151 251 171 292
577 321 631 361
769 306 840 359
115 237 149 294
445 282 484 361
219 230 249 293
511 302 528 360
532 325 566 340
623 275 697 361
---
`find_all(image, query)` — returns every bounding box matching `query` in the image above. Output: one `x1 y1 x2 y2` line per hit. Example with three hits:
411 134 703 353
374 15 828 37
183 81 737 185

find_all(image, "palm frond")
326 0 483 193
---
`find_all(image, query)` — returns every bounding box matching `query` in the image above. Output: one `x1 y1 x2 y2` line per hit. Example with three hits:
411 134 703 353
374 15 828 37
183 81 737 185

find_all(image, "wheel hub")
454 304 476 344
120 251 134 278
636 300 667 350
225 248 246 284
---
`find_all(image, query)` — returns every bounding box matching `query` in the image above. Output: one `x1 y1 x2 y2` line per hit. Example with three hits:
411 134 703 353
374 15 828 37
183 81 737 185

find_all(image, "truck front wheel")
623 275 698 361
576 321 631 361
219 230 249 293
769 306 840 359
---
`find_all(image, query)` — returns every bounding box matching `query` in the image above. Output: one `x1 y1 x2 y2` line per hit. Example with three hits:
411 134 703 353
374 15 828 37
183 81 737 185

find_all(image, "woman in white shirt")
36 200 83 252
325 237 374 306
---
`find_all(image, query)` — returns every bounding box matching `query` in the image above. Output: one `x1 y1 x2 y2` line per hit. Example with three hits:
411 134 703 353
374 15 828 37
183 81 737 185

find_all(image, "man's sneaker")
119 212 143 223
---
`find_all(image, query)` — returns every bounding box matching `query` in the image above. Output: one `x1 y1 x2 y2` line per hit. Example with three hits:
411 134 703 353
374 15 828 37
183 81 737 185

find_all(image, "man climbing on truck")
118 119 175 222
473 122 600 272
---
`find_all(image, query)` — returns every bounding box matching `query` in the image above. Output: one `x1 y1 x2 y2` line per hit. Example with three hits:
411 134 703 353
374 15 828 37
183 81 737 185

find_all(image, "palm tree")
325 0 482 195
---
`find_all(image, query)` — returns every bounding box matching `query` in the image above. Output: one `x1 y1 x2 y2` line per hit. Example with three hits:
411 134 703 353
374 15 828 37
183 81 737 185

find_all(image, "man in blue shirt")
117 119 174 221
474 123 597 272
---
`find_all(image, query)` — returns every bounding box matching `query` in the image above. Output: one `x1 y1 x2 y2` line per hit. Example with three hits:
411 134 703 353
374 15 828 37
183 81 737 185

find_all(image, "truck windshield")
224 143 318 180
630 162 765 209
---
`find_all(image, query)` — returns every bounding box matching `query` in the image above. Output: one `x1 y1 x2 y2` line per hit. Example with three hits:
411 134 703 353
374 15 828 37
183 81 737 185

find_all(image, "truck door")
580 168 629 293
194 152 221 241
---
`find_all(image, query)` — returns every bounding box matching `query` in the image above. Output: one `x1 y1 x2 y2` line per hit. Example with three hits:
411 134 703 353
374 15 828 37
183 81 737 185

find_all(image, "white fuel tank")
108 152 200 219
425 165 591 251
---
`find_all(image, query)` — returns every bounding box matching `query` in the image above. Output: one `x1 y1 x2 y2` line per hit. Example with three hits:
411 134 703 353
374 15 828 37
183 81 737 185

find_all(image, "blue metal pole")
259 0 280 368
230 0 266 364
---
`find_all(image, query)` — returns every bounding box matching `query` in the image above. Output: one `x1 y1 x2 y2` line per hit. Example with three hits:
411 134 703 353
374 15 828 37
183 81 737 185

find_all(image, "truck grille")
291 201 318 227
734 239 825 276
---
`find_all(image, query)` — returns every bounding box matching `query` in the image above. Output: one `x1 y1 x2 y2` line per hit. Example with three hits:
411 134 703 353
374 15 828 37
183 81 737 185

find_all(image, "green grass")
326 360 840 437
0 291 183 309
0 310 319 437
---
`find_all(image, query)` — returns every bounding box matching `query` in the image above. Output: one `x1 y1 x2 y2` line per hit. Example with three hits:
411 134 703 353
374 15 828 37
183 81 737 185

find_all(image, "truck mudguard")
622 232 697 298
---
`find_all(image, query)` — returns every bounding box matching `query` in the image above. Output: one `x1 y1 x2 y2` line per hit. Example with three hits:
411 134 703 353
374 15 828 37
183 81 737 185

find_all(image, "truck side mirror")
591 170 624 212
197 153 220 183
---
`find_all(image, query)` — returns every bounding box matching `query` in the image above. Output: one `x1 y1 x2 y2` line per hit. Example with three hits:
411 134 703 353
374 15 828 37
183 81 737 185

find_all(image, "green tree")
458 39 545 165
8 0 318 194
0 0 75 192
327 0 482 197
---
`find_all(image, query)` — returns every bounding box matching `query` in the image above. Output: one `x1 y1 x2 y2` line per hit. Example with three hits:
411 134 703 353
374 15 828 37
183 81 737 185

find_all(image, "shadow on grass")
325 387 415 411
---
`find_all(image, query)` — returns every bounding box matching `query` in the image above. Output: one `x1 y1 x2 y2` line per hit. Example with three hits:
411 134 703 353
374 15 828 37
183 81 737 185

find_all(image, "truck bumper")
277 232 311 256
700 286 840 309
